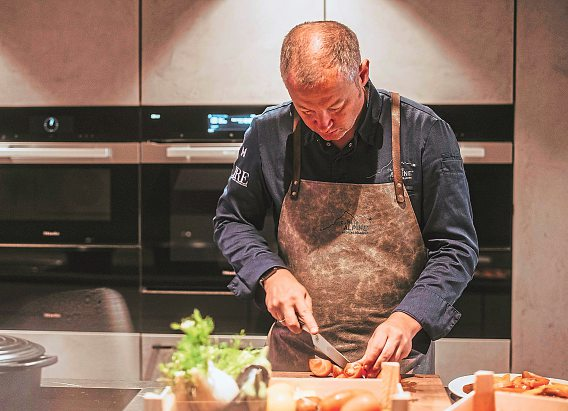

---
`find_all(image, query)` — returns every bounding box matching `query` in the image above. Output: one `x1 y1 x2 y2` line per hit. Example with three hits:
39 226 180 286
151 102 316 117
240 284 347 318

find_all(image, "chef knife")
299 320 418 373
310 332 350 368
299 321 349 368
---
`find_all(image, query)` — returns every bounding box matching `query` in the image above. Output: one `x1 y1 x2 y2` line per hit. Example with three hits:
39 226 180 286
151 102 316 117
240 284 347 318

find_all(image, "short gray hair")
280 21 361 88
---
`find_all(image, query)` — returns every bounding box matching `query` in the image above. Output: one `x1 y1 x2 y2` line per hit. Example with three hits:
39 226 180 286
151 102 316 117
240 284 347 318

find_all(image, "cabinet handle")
458 142 512 164
0 147 111 159
166 146 239 160
460 146 486 159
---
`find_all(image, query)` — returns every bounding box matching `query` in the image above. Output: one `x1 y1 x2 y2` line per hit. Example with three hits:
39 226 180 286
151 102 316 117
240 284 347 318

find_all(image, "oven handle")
166 146 240 161
141 289 234 296
0 147 111 159
458 142 512 164
141 142 242 164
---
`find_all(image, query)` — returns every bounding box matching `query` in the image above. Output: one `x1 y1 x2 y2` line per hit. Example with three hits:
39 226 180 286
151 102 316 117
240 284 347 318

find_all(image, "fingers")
282 304 302 334
360 332 387 377
394 343 411 363
296 295 319 334
360 319 415 377
264 272 317 334
370 339 398 375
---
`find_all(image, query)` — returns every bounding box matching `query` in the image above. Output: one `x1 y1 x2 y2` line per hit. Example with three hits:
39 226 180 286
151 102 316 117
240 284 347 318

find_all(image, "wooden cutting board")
272 372 452 411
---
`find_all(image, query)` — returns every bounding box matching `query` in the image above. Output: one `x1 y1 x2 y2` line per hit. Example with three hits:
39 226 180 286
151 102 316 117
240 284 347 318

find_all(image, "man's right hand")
263 268 319 335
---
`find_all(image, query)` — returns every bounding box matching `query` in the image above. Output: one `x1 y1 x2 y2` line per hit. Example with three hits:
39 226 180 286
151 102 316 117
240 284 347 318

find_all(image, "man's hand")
358 312 422 377
263 268 319 335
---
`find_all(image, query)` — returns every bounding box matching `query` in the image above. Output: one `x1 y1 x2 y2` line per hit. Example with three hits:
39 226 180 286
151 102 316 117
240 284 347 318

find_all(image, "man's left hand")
357 312 422 377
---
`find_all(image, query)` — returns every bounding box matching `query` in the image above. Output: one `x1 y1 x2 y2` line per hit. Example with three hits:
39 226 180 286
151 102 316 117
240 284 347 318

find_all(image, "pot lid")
0 335 45 364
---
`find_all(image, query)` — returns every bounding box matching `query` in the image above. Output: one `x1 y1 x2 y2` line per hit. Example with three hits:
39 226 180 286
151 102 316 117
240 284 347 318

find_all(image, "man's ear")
359 59 370 86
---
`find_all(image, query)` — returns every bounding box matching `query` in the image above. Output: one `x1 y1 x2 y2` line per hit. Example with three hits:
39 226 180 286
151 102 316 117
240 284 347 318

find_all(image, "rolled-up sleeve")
395 119 479 340
213 119 287 299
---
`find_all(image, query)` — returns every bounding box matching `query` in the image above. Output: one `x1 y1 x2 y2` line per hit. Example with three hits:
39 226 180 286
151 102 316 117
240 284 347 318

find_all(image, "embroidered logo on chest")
379 160 416 181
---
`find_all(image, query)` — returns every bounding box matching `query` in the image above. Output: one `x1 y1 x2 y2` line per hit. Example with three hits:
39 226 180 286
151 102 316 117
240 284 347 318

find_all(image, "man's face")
285 61 369 143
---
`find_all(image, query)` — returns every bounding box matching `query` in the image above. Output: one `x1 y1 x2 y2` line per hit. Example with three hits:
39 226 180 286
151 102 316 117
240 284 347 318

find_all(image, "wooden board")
272 372 452 411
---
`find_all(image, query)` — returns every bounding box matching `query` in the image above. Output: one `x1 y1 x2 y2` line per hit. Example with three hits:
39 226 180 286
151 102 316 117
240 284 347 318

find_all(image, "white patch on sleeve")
230 165 249 187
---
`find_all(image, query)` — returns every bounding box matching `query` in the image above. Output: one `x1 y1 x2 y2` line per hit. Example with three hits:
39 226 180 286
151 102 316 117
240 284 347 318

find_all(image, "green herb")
159 309 269 389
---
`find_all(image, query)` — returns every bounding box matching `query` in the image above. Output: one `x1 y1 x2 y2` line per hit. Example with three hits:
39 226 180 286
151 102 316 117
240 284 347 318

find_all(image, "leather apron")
267 92 429 372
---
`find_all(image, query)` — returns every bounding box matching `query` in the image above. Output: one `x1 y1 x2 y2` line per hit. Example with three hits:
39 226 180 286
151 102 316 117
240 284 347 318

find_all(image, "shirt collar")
357 79 383 146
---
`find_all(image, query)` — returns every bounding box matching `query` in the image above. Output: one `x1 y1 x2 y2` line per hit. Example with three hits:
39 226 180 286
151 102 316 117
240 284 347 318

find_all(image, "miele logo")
42 230 61 237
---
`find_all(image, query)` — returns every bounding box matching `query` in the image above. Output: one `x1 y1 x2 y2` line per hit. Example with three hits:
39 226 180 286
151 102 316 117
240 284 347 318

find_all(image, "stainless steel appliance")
0 107 139 245
0 107 140 332
140 106 276 334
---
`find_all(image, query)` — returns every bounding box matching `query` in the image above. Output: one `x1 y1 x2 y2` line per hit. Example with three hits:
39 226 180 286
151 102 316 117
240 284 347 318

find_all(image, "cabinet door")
142 0 323 105
0 0 139 106
326 0 513 104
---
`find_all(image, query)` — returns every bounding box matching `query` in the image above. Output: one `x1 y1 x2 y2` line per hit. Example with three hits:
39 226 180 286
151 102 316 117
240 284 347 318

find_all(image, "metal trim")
141 142 241 164
0 243 140 249
459 142 513 164
0 142 139 164
141 288 233 296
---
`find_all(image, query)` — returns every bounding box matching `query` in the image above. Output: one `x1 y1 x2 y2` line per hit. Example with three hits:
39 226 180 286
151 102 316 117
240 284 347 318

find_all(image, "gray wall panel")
513 0 568 377
0 0 139 106
327 0 514 104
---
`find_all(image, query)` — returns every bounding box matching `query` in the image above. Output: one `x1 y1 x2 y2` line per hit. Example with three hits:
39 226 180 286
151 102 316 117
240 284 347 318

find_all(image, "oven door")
460 142 513 258
0 143 139 245
451 141 513 338
140 142 276 333
0 246 140 333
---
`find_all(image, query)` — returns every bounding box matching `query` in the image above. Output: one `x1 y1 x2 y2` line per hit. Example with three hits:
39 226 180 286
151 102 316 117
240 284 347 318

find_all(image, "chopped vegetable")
308 358 333 377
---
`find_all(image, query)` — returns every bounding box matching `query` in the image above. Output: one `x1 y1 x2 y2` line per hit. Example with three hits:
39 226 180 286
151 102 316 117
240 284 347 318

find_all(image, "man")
214 21 478 374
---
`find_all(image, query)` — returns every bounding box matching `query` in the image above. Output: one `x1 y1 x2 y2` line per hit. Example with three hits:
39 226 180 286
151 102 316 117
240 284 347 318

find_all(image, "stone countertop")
41 373 452 411
41 378 164 411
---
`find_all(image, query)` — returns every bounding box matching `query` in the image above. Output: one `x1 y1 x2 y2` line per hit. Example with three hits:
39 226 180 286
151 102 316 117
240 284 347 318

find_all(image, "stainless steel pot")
0 335 57 411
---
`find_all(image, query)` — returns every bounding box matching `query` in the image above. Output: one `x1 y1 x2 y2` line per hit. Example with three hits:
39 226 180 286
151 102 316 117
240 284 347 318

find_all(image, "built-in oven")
140 106 276 335
0 107 140 333
434 105 514 338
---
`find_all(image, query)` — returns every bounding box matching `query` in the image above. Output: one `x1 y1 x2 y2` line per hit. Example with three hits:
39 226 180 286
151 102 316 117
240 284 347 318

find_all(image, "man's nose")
314 112 333 131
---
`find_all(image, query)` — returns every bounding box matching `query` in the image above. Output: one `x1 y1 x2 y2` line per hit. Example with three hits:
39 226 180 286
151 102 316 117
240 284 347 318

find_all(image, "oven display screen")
207 114 255 134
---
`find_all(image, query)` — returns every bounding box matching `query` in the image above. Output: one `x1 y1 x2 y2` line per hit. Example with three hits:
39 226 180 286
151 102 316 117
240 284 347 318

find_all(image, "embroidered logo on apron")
320 211 372 235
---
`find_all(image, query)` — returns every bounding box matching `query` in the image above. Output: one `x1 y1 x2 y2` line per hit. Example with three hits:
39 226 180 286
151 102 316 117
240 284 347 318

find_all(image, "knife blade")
299 321 350 368
310 332 350 368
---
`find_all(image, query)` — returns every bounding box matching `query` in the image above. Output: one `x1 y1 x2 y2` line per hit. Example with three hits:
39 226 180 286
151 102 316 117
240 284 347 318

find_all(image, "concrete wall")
513 0 568 377
0 0 139 106
327 0 514 104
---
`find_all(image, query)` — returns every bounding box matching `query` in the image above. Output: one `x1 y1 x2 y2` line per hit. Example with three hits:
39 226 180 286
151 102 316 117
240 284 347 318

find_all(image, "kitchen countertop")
41 373 452 410
40 378 163 411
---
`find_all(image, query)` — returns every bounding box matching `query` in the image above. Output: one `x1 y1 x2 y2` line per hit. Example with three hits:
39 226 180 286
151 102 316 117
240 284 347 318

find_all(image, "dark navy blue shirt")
214 81 478 340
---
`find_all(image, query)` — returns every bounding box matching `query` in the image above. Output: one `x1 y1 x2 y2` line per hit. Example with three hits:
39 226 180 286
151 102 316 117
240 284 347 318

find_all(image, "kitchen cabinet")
0 0 139 106
326 0 514 104
141 0 323 105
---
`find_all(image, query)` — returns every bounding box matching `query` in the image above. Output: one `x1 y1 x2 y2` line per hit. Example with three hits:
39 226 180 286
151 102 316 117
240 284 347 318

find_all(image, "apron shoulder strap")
290 107 301 200
390 92 406 207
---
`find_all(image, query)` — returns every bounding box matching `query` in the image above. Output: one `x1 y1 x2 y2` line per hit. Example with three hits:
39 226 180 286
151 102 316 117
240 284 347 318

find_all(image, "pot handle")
0 354 57 371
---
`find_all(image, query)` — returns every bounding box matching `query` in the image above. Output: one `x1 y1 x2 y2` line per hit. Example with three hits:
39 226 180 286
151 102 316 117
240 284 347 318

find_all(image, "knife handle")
298 318 310 333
